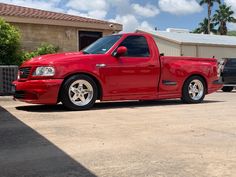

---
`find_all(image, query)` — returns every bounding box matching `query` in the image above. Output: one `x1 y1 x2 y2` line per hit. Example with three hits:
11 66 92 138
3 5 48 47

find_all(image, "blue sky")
1 0 236 31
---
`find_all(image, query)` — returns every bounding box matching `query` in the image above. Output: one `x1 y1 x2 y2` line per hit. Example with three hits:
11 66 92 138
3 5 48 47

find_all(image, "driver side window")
119 36 150 57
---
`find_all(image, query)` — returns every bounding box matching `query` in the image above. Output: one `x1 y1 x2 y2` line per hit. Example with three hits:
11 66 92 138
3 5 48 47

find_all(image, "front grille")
19 67 31 79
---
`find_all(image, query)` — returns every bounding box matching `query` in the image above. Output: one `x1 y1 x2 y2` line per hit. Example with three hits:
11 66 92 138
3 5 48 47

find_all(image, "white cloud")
225 0 236 11
66 0 158 31
66 0 108 11
110 15 139 32
225 0 236 30
228 23 236 30
158 0 202 15
67 9 107 19
0 0 64 12
66 9 89 17
88 10 107 19
1 0 158 32
110 14 153 32
225 0 236 17
132 3 160 17
66 0 108 19
140 21 154 31
107 0 131 14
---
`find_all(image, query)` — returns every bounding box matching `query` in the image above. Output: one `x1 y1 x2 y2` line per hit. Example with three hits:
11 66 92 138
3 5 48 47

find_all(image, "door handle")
96 64 106 68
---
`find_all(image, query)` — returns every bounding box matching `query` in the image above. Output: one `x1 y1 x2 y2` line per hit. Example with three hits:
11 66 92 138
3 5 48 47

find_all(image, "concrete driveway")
0 92 236 177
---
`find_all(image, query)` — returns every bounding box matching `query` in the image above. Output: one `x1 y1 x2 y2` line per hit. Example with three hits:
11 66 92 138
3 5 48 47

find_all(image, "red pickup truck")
13 32 222 110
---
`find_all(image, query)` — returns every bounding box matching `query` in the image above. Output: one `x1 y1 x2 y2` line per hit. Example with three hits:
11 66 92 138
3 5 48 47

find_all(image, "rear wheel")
222 86 234 92
181 76 206 104
60 74 97 110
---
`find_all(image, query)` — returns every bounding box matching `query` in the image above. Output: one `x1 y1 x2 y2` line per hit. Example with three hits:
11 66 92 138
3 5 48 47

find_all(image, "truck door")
101 35 160 99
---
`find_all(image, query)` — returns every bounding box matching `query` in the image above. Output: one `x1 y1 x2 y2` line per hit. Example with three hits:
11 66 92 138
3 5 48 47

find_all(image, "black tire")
181 76 206 104
60 74 98 111
222 86 234 92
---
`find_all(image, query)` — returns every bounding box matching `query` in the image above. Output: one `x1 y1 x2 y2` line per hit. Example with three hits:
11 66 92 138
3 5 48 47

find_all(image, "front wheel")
181 76 206 104
60 74 98 111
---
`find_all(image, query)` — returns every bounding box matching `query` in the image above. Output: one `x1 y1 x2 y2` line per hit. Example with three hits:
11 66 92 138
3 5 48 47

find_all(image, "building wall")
153 37 181 56
154 38 236 60
182 45 197 57
182 44 236 60
11 23 114 52
198 46 236 60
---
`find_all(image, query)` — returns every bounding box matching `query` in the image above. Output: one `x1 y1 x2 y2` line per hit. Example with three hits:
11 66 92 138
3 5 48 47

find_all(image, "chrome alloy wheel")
68 80 94 106
188 79 204 101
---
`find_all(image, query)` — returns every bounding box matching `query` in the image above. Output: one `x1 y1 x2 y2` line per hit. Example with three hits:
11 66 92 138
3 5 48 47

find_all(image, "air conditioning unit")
166 28 190 33
0 66 18 95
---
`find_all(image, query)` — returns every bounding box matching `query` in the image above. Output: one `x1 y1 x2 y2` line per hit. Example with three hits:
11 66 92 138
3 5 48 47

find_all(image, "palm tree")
193 18 217 34
213 4 236 35
199 0 221 34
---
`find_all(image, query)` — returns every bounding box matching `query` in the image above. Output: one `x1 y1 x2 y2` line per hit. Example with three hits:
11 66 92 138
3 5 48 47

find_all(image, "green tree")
199 0 221 34
0 18 21 65
213 4 236 35
193 18 217 34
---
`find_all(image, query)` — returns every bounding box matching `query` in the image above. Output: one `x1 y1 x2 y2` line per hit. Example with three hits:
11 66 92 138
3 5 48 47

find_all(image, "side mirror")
113 46 127 57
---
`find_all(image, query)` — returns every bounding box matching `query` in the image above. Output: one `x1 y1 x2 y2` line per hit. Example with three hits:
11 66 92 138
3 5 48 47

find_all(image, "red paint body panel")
13 79 63 104
13 33 222 104
158 56 220 97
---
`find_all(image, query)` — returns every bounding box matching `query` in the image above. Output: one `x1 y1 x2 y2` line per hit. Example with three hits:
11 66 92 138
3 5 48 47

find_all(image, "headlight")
33 66 55 76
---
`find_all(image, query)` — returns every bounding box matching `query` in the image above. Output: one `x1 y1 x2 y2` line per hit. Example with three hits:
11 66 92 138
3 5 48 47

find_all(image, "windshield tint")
83 35 122 54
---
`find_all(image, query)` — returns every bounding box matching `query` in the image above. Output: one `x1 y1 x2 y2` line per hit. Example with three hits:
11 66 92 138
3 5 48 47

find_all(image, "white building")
137 29 236 60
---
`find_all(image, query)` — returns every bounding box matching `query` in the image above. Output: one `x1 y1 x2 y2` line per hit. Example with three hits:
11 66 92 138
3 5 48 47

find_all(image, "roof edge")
136 29 182 44
0 3 123 31
0 3 122 26
3 16 123 31
136 29 236 47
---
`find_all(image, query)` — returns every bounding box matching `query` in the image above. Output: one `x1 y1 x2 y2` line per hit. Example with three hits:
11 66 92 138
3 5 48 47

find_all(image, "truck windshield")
83 35 122 54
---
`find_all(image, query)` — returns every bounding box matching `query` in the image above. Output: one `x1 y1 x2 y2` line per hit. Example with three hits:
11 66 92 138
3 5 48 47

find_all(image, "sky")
0 0 236 32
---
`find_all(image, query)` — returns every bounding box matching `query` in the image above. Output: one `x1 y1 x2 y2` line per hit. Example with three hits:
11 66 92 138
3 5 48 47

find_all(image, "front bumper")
12 79 63 104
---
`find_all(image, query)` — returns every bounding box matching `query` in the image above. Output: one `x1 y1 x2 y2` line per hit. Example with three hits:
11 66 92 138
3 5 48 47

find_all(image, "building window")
79 31 103 50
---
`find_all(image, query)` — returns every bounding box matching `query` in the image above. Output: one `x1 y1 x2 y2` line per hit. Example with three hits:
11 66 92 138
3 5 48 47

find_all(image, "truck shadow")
0 106 97 177
16 99 224 112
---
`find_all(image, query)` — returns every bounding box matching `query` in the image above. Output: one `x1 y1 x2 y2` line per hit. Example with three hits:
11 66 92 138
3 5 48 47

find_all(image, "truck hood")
22 52 89 66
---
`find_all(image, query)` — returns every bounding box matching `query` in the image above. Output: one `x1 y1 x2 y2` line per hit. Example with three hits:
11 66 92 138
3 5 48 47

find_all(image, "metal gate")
0 66 18 95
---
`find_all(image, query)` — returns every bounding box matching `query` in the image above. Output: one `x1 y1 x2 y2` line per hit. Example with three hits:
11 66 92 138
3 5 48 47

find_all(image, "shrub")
19 43 60 65
0 18 21 65
0 18 59 65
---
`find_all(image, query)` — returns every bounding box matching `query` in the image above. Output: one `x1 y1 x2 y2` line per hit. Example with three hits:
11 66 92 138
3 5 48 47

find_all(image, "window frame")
112 35 151 58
